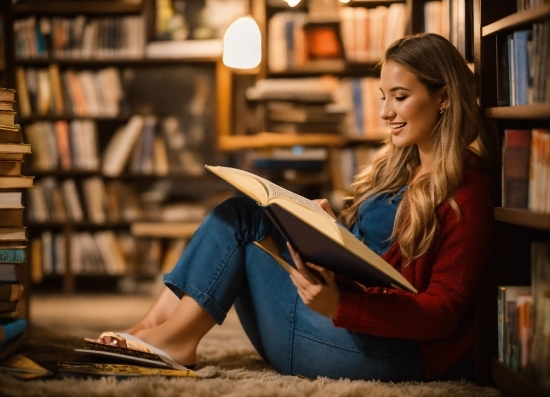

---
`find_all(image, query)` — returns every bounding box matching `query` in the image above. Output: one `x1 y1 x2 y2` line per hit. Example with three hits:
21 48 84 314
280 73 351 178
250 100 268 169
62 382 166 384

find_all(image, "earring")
439 108 445 114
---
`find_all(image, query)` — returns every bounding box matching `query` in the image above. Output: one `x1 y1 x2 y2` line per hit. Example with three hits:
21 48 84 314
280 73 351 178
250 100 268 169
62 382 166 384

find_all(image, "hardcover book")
205 165 417 293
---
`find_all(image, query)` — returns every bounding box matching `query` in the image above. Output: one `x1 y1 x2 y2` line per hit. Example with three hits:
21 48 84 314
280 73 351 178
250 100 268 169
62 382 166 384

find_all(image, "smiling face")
379 60 447 153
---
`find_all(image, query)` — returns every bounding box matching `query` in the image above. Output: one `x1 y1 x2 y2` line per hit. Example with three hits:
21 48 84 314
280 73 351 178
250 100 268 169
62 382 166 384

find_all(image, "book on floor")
0 354 53 380
0 283 24 302
75 333 191 370
56 362 197 378
205 165 417 293
0 318 27 343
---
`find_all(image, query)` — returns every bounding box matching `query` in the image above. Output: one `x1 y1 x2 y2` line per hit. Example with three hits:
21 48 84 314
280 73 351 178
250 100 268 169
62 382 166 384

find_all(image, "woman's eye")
396 96 407 102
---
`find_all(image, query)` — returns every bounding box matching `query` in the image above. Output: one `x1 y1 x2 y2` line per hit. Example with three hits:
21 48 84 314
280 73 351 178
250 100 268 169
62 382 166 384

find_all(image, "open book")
205 165 417 293
75 333 191 371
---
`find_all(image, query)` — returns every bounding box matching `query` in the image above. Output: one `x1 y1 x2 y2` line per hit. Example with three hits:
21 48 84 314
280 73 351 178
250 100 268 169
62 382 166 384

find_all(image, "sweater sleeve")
333 169 494 340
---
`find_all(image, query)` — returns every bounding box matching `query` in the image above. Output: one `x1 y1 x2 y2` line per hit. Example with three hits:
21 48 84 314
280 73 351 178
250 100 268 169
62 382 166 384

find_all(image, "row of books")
24 119 100 172
502 128 550 213
0 87 31 362
339 3 406 64
15 66 124 117
497 21 550 106
30 232 184 282
14 15 146 60
101 115 204 177
26 176 208 226
497 241 550 389
245 77 389 139
267 3 407 72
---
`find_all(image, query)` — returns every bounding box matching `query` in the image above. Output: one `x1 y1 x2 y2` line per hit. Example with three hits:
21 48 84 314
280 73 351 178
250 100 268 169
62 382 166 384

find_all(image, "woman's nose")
379 100 394 121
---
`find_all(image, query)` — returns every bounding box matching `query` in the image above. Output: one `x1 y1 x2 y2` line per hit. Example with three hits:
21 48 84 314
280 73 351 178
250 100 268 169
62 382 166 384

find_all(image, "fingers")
286 242 320 285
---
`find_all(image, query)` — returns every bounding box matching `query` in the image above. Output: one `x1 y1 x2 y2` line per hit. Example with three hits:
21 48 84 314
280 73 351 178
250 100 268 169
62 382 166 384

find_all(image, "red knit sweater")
333 166 494 379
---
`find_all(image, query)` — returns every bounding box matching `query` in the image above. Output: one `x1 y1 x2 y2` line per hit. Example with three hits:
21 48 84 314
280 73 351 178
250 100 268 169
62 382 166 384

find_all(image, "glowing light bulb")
223 16 262 69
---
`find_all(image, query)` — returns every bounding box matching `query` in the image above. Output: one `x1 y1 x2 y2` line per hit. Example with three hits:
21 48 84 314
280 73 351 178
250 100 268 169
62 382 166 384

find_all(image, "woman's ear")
439 86 449 109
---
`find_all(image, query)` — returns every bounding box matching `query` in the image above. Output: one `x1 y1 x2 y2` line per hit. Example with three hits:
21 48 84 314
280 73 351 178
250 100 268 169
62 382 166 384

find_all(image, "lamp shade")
223 16 261 69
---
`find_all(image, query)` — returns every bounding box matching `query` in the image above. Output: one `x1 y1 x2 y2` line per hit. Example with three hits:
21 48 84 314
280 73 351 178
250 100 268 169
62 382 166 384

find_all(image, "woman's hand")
313 198 337 220
287 242 340 319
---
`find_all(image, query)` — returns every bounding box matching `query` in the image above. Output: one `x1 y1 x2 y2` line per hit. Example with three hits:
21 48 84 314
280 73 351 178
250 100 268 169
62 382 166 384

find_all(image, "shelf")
17 115 133 123
14 56 220 67
494 208 550 231
482 3 550 36
492 360 549 397
218 132 347 152
13 1 143 16
130 221 201 239
484 104 550 120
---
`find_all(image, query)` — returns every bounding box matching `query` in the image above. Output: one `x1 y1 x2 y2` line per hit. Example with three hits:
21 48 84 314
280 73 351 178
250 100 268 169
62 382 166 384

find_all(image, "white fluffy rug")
0 305 503 397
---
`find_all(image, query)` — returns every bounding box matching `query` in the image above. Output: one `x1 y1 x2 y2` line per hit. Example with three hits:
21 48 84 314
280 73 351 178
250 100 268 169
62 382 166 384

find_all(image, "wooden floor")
29 287 159 336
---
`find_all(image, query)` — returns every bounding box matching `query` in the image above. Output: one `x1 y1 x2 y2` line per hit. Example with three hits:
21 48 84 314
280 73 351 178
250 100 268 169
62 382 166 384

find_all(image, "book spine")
0 249 26 264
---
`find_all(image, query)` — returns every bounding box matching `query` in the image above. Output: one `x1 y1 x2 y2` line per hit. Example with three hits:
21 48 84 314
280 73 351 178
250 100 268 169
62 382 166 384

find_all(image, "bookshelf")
218 0 451 201
7 0 230 294
473 0 550 395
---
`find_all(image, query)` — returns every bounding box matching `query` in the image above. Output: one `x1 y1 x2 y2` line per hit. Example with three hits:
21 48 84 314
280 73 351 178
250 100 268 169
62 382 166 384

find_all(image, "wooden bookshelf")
474 0 550 394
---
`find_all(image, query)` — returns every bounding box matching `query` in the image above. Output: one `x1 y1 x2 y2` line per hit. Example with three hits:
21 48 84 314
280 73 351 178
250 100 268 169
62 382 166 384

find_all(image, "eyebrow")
379 86 411 93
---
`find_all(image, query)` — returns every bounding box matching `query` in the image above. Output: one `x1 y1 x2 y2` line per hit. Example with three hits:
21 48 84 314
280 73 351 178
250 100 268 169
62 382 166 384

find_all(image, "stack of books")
0 87 32 361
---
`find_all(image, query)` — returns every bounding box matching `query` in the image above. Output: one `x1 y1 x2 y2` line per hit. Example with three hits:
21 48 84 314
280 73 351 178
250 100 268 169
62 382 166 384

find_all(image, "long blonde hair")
339 33 492 264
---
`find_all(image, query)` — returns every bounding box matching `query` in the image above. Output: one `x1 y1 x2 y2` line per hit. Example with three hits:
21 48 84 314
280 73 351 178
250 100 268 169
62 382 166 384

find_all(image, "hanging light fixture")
284 0 301 6
222 16 262 70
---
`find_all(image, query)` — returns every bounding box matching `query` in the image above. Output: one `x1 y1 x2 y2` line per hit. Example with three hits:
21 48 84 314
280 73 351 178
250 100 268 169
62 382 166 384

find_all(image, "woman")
98 33 496 382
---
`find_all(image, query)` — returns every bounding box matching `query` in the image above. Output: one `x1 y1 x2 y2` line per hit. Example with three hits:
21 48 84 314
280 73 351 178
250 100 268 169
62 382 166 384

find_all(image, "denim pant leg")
164 195 426 381
163 196 279 324
235 246 426 382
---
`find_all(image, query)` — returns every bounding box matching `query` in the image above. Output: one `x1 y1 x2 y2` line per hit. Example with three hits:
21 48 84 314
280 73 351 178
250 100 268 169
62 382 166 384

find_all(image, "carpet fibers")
0 295 503 397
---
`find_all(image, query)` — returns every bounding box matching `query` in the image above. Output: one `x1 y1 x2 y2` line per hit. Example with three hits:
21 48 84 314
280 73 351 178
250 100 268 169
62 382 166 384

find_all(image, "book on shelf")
530 241 550 389
0 111 16 129
529 129 550 213
0 301 18 313
102 115 145 177
502 129 532 209
497 285 532 371
75 334 192 371
0 176 33 189
509 30 532 106
205 165 417 293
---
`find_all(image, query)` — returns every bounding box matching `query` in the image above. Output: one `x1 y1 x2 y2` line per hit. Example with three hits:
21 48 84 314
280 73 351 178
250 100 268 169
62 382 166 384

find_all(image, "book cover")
0 143 32 155
206 165 417 293
0 191 22 208
0 318 27 343
0 227 27 241
0 335 24 362
0 301 18 313
0 263 19 283
0 126 22 144
0 208 24 227
75 334 189 370
0 248 26 264
0 176 34 189
0 354 53 380
502 129 532 208
0 161 23 177
56 362 197 378
512 30 531 106
0 284 24 302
